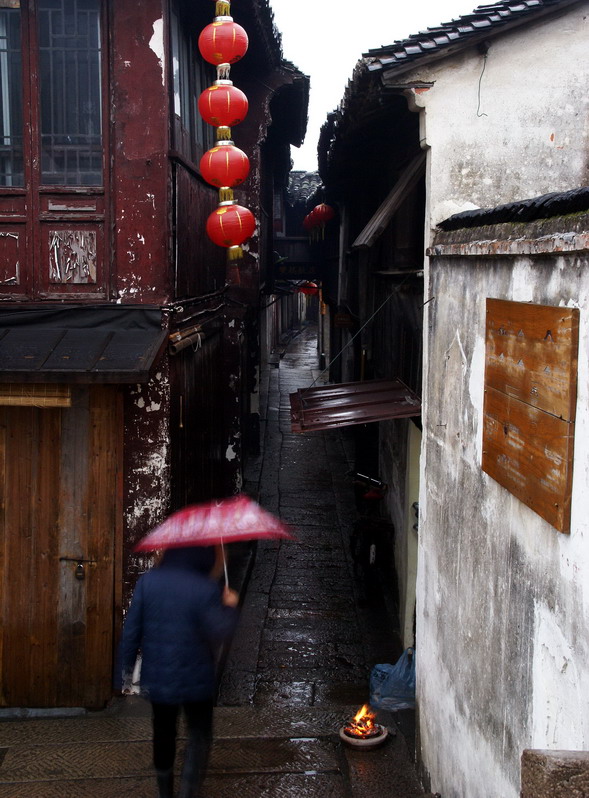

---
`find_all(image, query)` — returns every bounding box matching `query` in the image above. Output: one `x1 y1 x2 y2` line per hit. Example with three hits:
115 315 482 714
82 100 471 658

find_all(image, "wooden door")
0 385 121 708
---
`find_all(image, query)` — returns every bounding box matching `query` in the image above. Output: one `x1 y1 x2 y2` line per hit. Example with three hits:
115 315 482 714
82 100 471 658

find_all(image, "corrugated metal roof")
364 0 574 74
290 379 421 433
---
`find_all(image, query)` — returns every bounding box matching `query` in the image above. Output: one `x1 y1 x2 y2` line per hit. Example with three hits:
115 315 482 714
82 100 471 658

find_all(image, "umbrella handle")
221 539 229 587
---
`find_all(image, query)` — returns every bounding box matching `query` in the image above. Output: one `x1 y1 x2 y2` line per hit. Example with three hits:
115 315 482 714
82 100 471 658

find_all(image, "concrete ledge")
428 231 589 258
521 749 589 797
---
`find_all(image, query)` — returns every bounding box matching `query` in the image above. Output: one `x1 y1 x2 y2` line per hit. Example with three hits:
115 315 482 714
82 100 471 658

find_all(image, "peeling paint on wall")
149 19 165 86
49 230 97 284
123 361 171 598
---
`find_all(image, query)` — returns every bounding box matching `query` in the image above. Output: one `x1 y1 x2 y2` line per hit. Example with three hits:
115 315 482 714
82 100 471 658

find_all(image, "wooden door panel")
0 386 120 708
29 408 62 704
83 387 120 707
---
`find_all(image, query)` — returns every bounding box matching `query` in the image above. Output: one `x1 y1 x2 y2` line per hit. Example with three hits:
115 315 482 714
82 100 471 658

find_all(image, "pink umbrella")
134 495 293 584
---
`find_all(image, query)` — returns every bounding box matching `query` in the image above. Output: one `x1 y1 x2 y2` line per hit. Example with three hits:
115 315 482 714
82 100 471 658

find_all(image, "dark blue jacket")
120 547 238 704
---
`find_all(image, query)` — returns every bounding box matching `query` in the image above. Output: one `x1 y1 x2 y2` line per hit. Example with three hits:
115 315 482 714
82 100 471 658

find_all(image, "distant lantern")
306 203 335 240
198 82 249 128
200 143 250 202
198 19 248 67
298 281 319 295
312 203 335 225
206 203 256 260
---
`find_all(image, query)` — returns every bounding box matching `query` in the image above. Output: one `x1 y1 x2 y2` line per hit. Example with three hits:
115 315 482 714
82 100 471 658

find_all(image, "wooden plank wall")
482 299 579 533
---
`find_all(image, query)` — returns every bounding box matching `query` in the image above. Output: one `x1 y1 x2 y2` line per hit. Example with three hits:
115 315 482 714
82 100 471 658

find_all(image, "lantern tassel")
219 187 234 202
227 245 244 261
216 126 232 141
217 63 231 80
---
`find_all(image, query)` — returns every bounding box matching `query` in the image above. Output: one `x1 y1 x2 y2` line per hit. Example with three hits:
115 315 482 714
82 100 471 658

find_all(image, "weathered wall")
418 217 589 797
399 4 589 227
111 0 171 303
123 357 171 600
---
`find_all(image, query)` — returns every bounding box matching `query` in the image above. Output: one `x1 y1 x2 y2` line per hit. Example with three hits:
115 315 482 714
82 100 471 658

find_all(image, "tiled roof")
287 171 322 205
364 0 574 73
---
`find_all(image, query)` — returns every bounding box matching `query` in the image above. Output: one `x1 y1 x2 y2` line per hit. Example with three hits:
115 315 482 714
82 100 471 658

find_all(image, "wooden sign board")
482 299 579 533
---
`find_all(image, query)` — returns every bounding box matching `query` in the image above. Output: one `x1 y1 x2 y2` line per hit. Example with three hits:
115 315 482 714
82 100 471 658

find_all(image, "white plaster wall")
418 249 589 797
401 5 589 228
402 422 421 649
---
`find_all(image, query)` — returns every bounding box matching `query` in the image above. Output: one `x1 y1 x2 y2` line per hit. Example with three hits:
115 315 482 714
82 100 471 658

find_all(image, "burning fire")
343 704 380 738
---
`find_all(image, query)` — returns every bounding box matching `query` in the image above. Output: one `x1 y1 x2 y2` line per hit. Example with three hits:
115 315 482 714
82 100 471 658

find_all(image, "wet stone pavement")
0 323 427 797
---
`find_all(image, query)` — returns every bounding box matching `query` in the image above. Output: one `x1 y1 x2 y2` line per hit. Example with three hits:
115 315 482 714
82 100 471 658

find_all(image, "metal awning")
0 307 167 383
290 378 421 433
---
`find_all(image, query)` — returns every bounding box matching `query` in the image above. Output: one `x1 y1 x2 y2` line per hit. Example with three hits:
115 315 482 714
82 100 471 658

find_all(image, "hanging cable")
477 52 489 118
302 276 410 394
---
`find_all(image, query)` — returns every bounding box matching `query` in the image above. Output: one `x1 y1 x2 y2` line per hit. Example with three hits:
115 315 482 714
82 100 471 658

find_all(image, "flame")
344 704 378 738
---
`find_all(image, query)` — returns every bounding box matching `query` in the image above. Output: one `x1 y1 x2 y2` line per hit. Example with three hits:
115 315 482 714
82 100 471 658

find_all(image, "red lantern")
198 83 248 128
298 281 319 295
302 214 315 232
198 19 248 66
312 203 335 225
206 203 256 259
200 144 250 189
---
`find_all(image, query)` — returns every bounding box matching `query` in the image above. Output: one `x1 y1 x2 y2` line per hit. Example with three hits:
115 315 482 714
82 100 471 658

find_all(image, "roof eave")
368 0 585 83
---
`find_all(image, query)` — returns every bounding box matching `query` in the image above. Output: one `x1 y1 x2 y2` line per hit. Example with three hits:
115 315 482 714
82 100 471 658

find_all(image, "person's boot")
155 768 174 798
178 733 209 798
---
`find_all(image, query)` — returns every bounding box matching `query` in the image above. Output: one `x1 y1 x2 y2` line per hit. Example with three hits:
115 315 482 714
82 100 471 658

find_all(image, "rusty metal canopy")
290 378 421 433
0 307 167 383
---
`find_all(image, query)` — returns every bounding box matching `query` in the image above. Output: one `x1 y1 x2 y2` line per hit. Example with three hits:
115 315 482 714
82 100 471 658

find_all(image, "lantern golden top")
215 0 231 16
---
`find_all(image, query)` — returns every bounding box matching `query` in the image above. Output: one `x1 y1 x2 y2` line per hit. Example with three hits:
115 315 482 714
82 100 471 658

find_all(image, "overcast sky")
268 0 482 170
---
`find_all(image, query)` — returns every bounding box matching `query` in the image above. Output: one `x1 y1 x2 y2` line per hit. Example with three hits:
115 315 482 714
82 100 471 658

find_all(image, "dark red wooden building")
0 0 308 708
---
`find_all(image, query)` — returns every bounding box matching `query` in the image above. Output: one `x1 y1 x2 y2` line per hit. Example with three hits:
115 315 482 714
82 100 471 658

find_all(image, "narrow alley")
0 323 427 797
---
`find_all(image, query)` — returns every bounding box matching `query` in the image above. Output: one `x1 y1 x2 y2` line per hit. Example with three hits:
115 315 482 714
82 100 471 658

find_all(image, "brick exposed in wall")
521 749 589 797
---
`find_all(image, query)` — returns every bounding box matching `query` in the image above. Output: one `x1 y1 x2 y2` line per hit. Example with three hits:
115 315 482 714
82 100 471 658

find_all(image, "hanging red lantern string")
200 141 250 202
206 203 256 260
198 1 255 263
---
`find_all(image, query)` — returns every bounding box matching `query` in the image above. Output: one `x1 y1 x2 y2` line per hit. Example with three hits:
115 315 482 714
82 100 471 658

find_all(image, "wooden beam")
352 151 426 249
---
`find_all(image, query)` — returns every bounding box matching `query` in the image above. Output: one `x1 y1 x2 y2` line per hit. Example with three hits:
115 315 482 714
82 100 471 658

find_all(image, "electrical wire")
477 54 488 118
302 276 410 395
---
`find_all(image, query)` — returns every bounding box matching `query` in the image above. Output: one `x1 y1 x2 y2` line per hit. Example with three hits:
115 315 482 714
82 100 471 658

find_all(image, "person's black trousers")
151 700 214 772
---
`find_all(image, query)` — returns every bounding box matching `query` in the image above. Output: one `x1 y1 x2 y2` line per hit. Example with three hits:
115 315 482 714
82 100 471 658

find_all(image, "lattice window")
38 0 102 186
0 3 23 186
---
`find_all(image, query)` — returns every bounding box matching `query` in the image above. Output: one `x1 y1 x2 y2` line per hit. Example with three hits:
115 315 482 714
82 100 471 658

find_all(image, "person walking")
120 545 239 798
